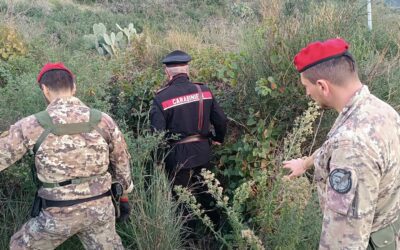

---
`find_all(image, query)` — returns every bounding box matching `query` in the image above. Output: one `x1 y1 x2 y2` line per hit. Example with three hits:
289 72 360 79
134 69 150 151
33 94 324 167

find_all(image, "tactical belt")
176 134 208 144
41 174 105 188
41 190 111 209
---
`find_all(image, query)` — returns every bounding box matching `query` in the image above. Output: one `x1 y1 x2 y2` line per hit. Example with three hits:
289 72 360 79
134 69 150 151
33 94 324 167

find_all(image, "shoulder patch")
0 131 9 138
329 169 352 194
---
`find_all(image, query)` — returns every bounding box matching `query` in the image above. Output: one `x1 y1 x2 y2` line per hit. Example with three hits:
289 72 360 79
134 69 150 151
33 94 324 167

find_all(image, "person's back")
20 97 113 199
150 50 227 171
150 50 227 233
1 62 132 249
152 73 226 170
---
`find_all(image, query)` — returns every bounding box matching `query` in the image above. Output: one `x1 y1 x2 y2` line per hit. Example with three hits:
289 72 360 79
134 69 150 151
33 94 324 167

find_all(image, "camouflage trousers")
10 196 124 250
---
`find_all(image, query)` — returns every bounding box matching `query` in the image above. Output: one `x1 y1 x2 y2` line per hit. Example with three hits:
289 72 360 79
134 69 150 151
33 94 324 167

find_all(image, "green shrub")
0 24 27 61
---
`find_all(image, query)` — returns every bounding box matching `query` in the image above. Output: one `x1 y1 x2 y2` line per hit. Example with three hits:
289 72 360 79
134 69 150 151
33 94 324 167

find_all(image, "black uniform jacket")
150 74 227 170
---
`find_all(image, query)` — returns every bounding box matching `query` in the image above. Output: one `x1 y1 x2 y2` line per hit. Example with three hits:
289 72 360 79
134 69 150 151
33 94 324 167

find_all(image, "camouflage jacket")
314 85 400 249
0 97 133 200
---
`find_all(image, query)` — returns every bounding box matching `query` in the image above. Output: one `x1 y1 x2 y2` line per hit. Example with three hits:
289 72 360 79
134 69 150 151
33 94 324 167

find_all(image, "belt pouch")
369 224 396 250
111 182 123 218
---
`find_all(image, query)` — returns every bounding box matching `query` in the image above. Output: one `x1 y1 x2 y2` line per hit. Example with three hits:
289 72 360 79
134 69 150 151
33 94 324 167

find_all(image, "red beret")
294 38 349 73
37 62 74 83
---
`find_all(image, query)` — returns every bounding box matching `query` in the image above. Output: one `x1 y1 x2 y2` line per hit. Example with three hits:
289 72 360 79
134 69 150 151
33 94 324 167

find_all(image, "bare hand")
212 140 222 146
282 158 307 180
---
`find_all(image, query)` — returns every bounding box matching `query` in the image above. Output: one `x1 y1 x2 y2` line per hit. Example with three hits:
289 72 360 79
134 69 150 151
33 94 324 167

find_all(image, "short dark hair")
302 55 357 85
39 70 74 91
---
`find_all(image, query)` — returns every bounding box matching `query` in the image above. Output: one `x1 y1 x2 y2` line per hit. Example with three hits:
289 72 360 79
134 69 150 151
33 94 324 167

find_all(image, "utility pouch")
368 224 396 250
30 191 42 218
111 182 123 218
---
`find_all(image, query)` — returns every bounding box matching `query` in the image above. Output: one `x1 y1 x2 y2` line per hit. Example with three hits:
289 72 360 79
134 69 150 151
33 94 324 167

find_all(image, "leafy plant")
84 22 140 57
216 108 278 197
191 49 244 86
255 76 285 97
174 169 265 249
230 2 255 19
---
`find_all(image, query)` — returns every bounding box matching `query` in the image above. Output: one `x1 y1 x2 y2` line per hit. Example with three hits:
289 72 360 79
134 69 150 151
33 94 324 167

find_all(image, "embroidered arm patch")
329 168 352 194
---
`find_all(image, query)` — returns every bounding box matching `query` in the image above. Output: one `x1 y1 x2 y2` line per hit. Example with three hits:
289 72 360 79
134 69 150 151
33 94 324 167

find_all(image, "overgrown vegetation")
0 0 399 249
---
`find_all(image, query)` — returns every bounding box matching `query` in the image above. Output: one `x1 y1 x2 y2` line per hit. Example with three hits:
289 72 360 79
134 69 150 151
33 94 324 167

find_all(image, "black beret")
162 50 192 66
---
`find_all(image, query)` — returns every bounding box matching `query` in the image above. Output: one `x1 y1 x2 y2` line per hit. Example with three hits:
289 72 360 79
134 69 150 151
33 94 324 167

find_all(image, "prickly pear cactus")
116 23 137 44
84 22 140 57
83 23 107 52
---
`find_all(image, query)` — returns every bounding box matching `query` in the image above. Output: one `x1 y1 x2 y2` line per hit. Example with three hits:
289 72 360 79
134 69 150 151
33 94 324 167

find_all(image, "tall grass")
121 131 186 250
0 157 34 248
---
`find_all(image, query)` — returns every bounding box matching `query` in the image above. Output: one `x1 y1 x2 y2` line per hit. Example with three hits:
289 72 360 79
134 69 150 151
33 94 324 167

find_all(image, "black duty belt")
175 134 208 144
41 190 111 209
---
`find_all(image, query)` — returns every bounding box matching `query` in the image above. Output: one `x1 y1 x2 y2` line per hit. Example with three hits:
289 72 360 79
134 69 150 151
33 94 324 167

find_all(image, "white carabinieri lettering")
172 94 199 106
163 92 212 110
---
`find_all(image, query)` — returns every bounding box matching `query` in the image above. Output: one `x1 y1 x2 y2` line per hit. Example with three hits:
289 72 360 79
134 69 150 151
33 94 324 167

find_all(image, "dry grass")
258 0 284 22
198 17 244 51
164 30 205 53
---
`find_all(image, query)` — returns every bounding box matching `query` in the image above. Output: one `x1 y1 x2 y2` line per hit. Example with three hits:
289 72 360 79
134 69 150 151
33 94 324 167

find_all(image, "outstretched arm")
282 150 318 179
210 96 227 144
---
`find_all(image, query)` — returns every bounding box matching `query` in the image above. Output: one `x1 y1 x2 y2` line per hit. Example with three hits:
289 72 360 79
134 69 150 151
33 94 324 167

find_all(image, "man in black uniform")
150 50 227 229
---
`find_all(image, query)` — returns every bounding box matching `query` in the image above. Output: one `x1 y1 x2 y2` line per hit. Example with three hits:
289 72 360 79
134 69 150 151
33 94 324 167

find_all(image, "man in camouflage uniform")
0 62 133 249
283 38 400 249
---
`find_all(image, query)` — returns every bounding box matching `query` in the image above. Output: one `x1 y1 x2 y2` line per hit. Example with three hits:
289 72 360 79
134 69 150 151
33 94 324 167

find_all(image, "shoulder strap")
33 109 105 155
90 109 110 143
51 109 103 135
195 84 204 132
33 111 54 155
89 109 102 129
35 110 54 128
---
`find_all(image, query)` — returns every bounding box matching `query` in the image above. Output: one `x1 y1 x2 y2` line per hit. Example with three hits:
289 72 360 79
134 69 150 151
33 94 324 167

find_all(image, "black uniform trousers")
167 163 221 234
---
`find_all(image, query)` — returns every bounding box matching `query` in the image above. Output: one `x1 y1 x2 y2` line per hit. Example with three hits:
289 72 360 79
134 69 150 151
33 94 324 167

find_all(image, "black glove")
117 199 131 223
